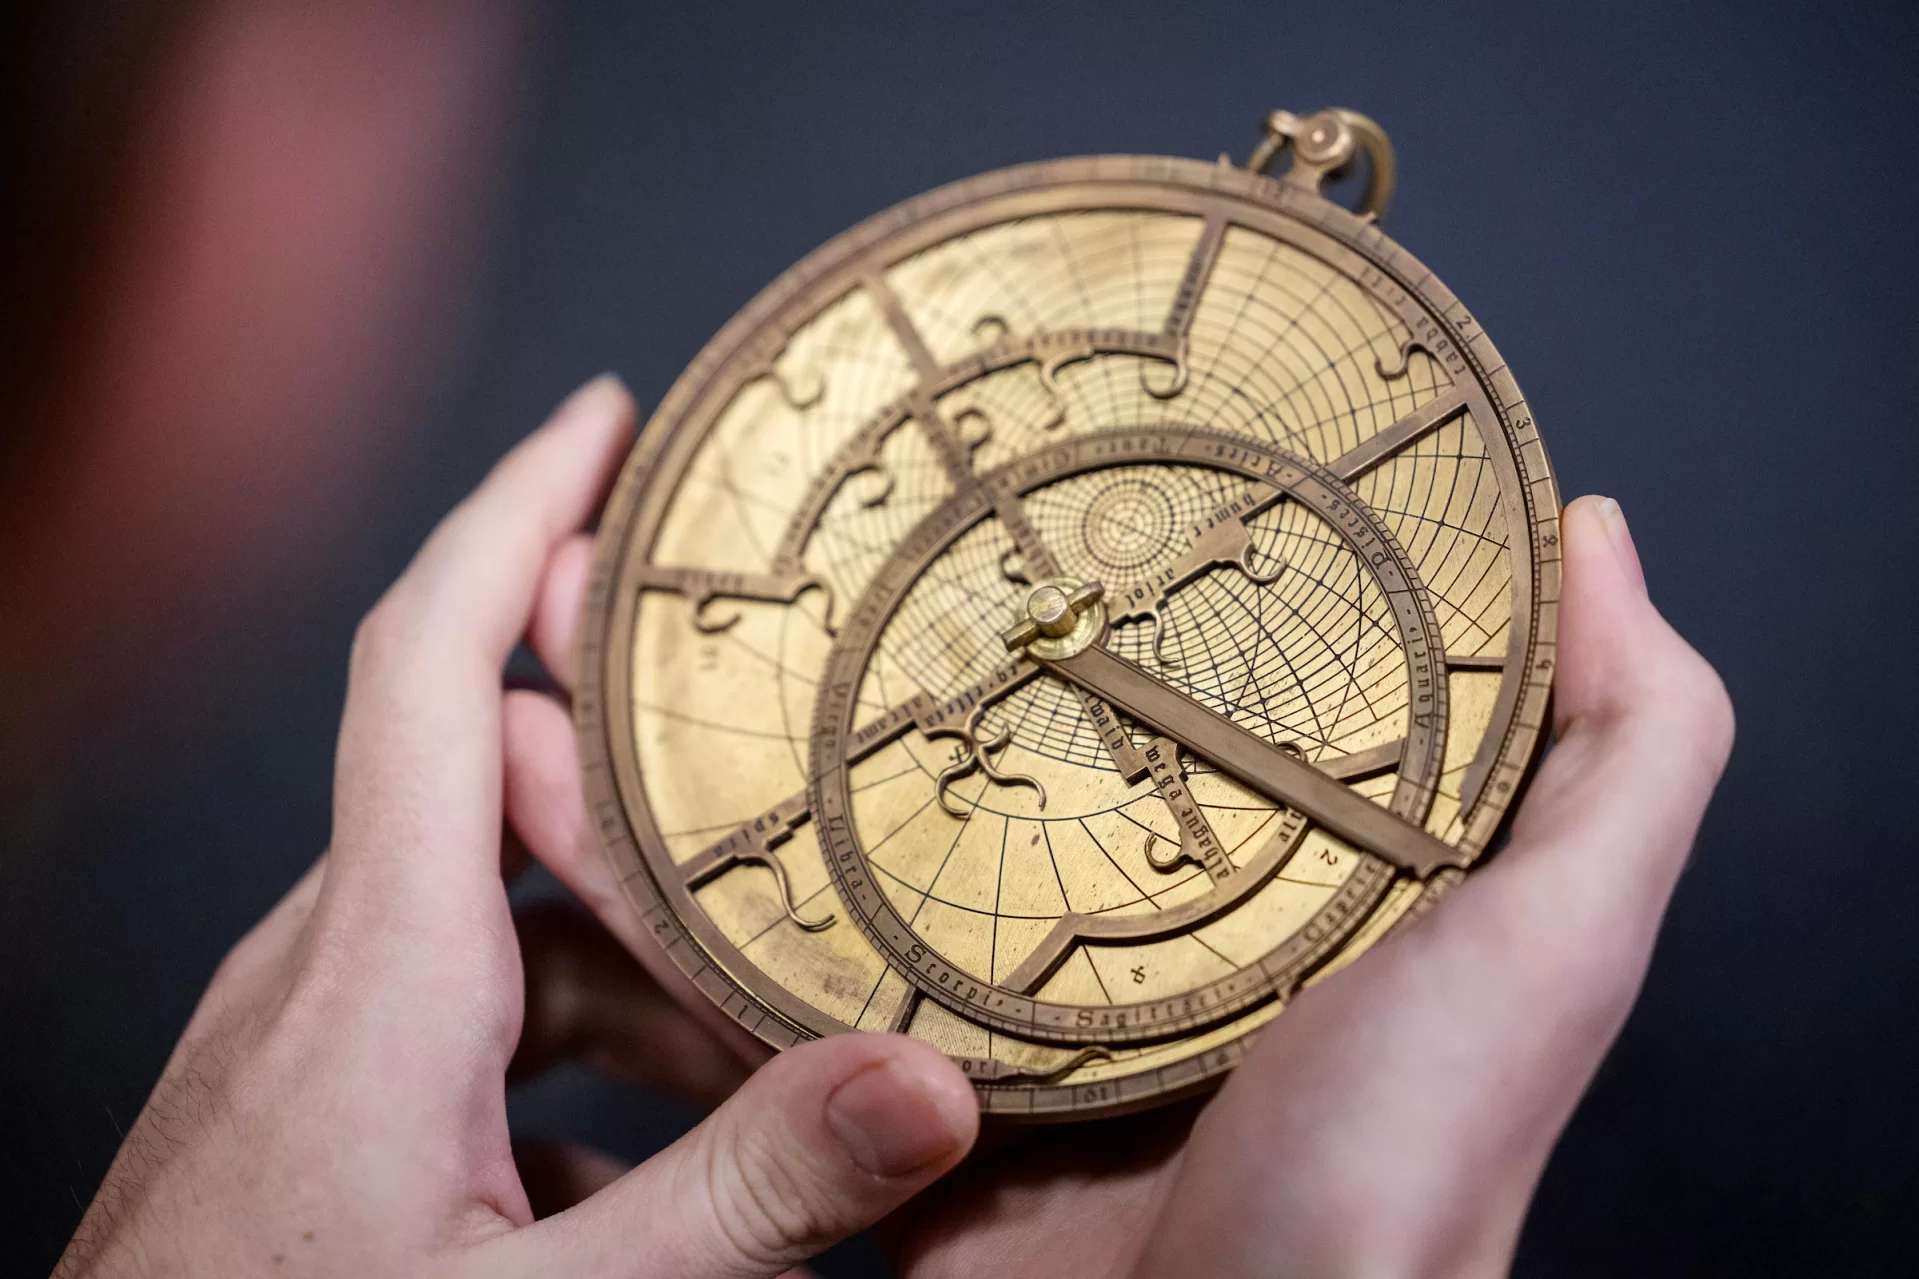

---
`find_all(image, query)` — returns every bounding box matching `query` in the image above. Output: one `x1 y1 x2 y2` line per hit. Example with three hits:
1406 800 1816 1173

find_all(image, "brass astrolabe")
576 107 1560 1120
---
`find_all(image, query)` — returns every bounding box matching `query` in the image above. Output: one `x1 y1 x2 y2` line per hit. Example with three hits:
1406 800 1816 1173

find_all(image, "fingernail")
562 372 630 418
1579 495 1647 596
1594 496 1629 555
825 1058 971 1178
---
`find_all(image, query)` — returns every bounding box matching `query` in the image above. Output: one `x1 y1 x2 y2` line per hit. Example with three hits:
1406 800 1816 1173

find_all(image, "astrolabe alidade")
576 106 1560 1119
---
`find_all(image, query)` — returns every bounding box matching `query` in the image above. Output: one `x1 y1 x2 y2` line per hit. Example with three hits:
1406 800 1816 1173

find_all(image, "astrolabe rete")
575 107 1560 1119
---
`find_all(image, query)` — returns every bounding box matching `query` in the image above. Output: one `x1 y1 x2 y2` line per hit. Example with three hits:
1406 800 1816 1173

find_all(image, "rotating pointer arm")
1001 580 1464 878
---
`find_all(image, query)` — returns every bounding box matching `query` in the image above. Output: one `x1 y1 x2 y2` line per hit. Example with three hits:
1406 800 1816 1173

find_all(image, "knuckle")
348 596 405 678
1695 660 1737 753
347 588 442 688
1691 682 1736 768
1563 930 1652 1021
1658 643 1736 765
348 522 470 680
700 1119 841 1268
203 932 268 1000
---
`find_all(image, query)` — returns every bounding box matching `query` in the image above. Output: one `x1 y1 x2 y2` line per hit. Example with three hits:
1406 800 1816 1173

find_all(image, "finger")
510 1138 832 1279
503 687 773 1067
474 1034 977 1279
327 375 633 918
513 900 754 1107
528 533 595 693
1499 494 1735 937
1132 496 1734 1277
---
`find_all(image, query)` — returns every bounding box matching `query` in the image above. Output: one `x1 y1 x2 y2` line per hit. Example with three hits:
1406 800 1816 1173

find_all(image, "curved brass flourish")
931 702 1046 818
1137 337 1190 399
765 335 825 410
678 792 836 933
851 460 894 507
739 849 835 932
1144 537 1285 667
1102 484 1290 667
954 1044 1112 1083
1036 343 1188 429
635 564 841 636
1142 832 1187 874
687 572 838 636
1375 337 1428 380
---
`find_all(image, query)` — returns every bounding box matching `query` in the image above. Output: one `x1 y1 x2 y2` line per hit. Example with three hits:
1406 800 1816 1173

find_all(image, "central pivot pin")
1002 579 1107 659
1028 584 1079 638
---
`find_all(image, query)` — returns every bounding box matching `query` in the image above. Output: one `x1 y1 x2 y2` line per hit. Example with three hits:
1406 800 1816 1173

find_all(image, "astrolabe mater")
575 107 1560 1119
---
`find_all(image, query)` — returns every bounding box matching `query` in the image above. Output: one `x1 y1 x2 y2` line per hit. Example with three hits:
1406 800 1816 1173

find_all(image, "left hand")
56 375 979 1279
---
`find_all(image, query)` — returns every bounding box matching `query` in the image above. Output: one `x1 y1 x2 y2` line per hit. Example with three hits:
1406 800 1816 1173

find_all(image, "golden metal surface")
576 107 1560 1119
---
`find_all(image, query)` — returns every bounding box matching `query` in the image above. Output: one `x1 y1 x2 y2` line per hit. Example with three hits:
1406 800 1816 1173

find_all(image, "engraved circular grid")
808 427 1448 1044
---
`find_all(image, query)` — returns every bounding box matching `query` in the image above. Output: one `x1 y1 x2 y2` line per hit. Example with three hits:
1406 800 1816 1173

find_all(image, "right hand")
518 491 1734 1277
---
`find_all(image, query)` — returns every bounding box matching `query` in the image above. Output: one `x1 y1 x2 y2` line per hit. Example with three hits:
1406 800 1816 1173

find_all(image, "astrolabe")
576 107 1560 1119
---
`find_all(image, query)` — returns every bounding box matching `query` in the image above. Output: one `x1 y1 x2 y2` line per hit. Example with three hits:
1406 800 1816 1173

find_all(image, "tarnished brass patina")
576 107 1560 1119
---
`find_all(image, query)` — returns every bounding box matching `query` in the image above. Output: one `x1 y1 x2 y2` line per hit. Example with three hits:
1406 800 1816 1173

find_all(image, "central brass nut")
1001 578 1107 659
1028 584 1077 638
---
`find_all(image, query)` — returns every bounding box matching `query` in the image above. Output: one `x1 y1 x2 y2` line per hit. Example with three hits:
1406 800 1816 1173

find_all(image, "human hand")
882 493 1735 1277
55 376 980 1279
510 488 1733 1277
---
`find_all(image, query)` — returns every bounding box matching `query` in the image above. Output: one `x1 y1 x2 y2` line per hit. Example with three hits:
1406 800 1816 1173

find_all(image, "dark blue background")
8 1 1918 1273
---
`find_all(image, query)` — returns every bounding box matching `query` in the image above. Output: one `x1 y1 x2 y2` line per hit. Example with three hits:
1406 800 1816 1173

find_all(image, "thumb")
1126 495 1735 1277
472 1033 977 1278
